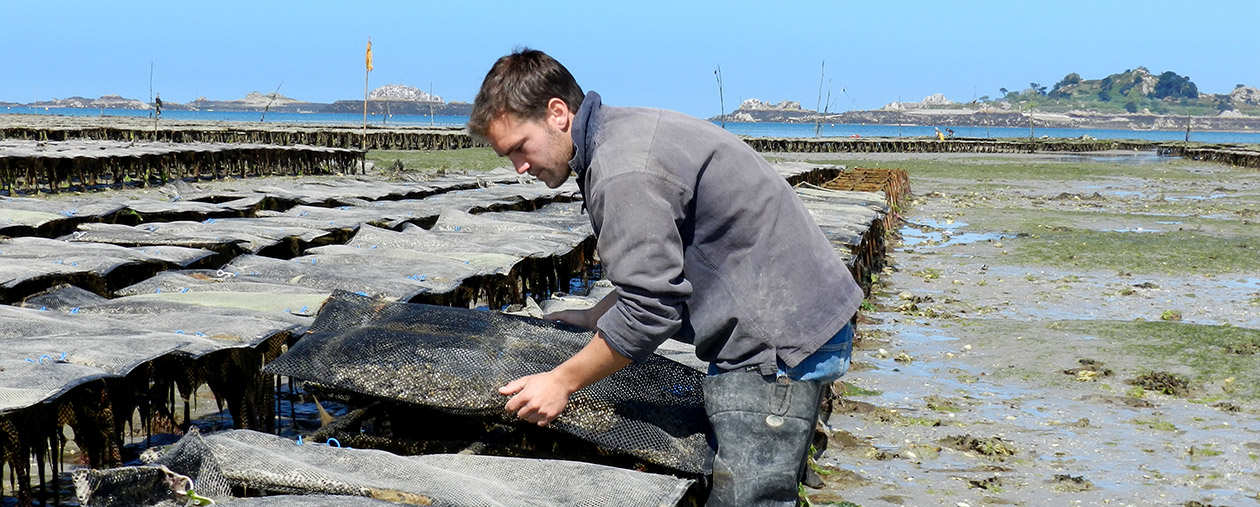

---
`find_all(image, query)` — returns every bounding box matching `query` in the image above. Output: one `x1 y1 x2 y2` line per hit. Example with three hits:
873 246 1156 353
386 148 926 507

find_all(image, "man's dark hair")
468 48 584 139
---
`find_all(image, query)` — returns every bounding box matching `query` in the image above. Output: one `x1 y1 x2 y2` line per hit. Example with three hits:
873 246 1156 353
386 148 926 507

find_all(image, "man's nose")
514 161 531 175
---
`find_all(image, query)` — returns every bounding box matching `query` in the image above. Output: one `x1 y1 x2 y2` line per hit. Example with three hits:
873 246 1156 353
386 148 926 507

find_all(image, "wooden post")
363 38 373 175
714 64 725 129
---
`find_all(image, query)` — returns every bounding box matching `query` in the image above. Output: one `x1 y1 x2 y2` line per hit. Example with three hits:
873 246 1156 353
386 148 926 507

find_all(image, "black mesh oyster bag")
265 291 711 473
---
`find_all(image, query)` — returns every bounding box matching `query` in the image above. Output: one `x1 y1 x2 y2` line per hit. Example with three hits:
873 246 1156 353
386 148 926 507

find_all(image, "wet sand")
802 151 1260 505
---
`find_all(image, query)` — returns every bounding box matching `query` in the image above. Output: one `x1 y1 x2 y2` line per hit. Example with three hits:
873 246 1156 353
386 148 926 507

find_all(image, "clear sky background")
3 0 1257 118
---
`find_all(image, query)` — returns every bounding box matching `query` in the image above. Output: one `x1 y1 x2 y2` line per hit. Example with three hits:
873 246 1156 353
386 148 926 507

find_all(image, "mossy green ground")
367 148 506 174
863 153 1260 401
801 151 1260 505
795 156 1213 181
1013 229 1260 275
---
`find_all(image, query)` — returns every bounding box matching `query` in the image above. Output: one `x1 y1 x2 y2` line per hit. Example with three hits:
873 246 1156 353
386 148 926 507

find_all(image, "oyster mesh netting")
264 291 711 475
75 428 690 506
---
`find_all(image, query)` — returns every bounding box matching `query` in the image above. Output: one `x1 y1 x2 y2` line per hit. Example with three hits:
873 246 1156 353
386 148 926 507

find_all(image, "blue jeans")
778 322 854 383
708 322 854 383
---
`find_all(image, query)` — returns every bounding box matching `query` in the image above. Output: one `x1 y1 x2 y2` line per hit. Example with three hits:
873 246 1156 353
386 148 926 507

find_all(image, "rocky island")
719 67 1260 131
16 84 472 116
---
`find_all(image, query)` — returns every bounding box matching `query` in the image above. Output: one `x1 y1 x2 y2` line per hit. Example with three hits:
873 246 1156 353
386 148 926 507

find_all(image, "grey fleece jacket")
569 91 863 375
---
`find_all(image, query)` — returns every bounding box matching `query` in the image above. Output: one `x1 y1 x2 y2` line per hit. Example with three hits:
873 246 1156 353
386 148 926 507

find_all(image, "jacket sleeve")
589 171 693 361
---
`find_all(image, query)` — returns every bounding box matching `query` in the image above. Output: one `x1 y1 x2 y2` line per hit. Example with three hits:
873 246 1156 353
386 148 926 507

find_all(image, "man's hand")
498 332 633 427
499 371 576 426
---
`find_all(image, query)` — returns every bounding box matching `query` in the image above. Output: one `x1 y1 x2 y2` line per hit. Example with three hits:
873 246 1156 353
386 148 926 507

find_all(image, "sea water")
2 106 469 127
5 106 1260 144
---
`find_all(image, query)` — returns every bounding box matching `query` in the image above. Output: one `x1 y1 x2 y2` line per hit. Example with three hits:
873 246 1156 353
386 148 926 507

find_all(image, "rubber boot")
703 370 824 507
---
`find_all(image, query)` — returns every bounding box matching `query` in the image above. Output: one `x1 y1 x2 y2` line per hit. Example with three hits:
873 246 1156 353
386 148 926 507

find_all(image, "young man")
468 49 862 506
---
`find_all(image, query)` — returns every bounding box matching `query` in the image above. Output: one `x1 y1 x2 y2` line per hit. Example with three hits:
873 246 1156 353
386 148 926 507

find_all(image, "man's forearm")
553 331 633 392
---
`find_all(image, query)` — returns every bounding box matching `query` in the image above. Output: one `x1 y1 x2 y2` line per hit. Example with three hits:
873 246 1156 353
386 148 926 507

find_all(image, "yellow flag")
365 40 374 72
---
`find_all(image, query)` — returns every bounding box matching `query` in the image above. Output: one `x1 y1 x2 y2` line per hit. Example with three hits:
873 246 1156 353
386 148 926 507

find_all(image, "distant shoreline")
717 107 1260 135
4 111 1260 144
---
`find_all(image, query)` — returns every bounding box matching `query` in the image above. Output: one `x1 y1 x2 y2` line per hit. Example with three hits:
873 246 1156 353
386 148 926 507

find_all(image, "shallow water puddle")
901 218 1012 248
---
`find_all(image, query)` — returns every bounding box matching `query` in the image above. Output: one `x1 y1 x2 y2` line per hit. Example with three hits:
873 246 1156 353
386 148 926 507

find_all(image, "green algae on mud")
802 157 1211 182
1010 228 1260 275
368 148 506 173
928 317 1260 403
1008 319 1260 401
956 206 1260 238
1051 320 1260 401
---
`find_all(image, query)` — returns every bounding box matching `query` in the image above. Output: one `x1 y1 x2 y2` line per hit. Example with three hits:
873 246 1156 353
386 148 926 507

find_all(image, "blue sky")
3 1 1257 118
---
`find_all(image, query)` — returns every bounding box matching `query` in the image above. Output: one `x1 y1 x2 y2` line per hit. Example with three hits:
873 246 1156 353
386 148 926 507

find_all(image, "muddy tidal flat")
770 151 1260 506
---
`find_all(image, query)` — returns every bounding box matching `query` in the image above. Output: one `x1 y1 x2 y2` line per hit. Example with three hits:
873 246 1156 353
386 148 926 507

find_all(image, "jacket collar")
568 91 601 187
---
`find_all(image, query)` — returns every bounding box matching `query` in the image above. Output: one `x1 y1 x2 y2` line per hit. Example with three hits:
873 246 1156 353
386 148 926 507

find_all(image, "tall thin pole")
814 60 825 137
714 64 725 129
152 65 160 141
363 38 372 174
430 82 435 127
261 81 282 123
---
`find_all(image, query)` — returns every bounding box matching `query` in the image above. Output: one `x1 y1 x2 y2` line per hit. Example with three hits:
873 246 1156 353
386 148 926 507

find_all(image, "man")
468 49 862 506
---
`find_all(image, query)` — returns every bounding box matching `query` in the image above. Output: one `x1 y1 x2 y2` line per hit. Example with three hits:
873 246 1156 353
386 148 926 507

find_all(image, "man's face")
485 112 574 188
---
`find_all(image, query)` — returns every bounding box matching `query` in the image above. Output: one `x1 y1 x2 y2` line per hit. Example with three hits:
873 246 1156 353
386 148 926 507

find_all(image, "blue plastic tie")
40 306 47 311
25 358 36 364
300 306 308 313
175 330 185 334
284 309 292 314
664 385 694 396
71 262 79 266
203 218 217 225
326 438 341 448
156 288 162 294
181 287 190 293
353 291 368 297
296 435 303 445
455 226 462 232
69 307 80 314
311 259 317 265
39 354 53 364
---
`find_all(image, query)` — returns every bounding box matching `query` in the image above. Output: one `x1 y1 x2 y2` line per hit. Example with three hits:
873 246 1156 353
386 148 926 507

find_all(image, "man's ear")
546 98 571 131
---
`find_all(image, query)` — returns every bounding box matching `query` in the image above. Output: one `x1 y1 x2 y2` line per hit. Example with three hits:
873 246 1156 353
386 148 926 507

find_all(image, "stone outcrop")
368 84 442 103
720 98 809 122
1230 86 1260 106
738 98 802 111
882 94 954 111
32 95 153 110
